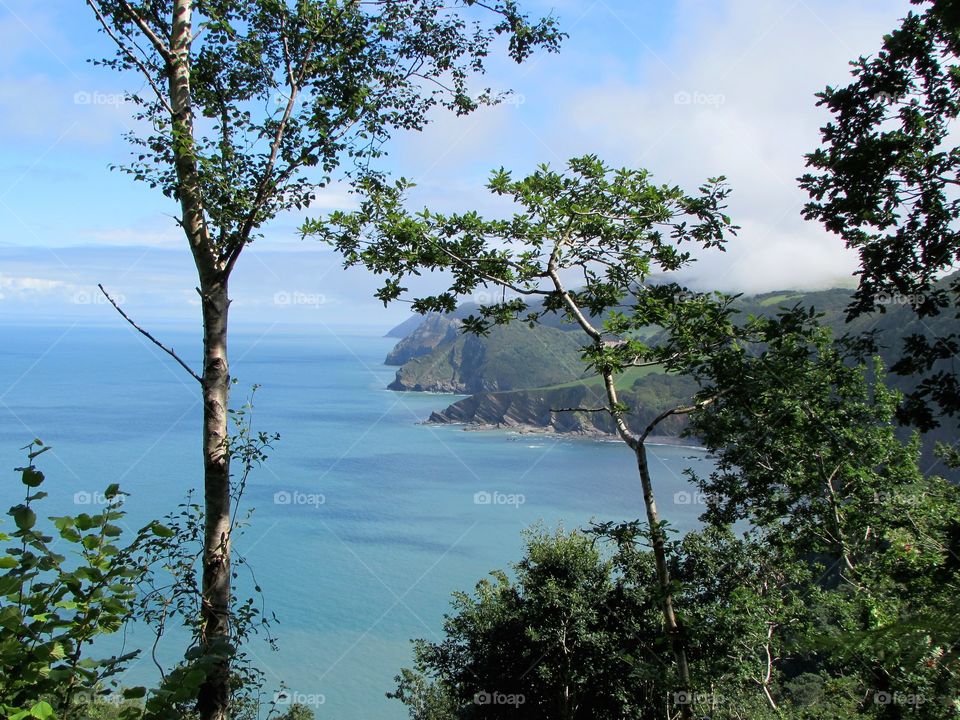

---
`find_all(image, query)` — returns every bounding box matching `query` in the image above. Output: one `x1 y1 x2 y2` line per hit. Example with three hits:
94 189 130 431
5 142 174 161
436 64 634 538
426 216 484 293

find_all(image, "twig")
638 393 721 444
98 284 202 384
84 0 174 115
550 406 612 414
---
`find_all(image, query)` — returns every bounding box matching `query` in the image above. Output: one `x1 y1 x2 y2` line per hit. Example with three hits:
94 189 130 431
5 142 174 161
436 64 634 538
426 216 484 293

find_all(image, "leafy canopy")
88 0 564 266
309 154 738 379
801 0 960 428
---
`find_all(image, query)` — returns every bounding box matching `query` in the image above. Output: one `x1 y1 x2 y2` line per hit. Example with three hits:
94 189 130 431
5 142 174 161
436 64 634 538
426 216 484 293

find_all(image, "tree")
82 2 563 717
390 527 664 720
801 0 960 431
391 524 833 720
309 155 739 717
685 309 960 715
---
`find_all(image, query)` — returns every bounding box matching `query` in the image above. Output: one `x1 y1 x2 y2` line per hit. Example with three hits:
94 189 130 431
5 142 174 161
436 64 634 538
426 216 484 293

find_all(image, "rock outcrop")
427 375 696 438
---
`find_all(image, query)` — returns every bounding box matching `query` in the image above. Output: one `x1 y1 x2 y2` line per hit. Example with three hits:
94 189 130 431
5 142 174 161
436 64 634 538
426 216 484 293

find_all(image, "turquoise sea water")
0 323 712 719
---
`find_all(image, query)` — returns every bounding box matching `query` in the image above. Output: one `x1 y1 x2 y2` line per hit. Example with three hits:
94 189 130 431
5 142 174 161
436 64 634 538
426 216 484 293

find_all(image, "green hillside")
388 321 587 393
387 286 960 477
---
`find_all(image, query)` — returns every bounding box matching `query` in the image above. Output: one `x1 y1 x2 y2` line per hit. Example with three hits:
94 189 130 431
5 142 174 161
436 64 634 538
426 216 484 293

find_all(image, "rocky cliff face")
428 376 694 438
384 313 462 366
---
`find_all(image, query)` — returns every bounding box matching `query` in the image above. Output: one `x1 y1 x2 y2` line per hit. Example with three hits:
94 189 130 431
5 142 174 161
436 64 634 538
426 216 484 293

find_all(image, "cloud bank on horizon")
0 0 912 326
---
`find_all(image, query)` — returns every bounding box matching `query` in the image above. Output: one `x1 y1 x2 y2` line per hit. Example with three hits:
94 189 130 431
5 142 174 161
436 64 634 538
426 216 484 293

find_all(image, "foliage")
395 307 960 719
686 308 960 716
0 441 169 720
312 155 736 364
130 389 280 719
801 0 960 430
87 0 565 261
390 527 661 720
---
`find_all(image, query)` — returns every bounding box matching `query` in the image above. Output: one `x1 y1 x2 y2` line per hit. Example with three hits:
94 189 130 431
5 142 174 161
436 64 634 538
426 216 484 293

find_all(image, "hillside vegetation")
387 321 586 393
386 286 960 464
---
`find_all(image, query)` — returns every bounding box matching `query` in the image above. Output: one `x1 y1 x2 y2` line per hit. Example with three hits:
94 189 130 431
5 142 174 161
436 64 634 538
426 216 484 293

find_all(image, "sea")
0 322 712 719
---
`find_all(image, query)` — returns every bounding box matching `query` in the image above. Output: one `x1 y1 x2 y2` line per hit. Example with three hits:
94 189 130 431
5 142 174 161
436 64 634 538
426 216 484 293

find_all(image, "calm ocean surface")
0 323 712 719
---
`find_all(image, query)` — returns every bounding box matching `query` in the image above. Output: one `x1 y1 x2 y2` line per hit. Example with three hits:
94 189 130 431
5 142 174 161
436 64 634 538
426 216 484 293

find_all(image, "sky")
0 0 915 329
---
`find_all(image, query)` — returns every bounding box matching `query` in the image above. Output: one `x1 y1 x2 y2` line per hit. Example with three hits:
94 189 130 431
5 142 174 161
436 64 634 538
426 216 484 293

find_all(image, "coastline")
420 417 708 452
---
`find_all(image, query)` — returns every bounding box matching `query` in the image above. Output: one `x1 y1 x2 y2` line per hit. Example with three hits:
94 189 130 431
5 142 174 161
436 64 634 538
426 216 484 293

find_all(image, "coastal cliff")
387 321 586 393
427 373 697 438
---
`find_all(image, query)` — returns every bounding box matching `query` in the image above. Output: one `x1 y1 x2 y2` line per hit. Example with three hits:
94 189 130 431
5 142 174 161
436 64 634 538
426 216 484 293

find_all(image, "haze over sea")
0 322 710 719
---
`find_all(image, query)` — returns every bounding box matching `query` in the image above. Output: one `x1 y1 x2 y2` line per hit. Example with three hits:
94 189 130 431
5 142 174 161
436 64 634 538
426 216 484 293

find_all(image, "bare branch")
225 28 314 276
114 0 174 63
547 235 602 342
638 394 720 444
98 284 202 384
550 406 612 414
435 243 551 297
84 0 174 114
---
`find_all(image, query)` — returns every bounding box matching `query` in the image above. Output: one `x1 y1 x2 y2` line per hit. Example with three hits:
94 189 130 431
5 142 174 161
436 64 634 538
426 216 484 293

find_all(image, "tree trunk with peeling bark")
167 4 234 716
197 280 232 720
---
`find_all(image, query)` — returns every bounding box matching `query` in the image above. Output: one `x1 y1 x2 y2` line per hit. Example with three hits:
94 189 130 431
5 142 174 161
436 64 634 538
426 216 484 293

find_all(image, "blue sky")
0 0 913 329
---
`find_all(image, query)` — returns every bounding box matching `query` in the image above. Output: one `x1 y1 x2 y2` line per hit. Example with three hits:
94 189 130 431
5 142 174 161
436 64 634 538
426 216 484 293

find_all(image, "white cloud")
546 0 911 291
0 273 65 301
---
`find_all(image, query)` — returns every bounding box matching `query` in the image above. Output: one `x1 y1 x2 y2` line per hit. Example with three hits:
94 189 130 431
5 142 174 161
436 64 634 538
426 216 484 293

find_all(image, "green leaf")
21 468 44 487
12 506 36 531
150 522 175 538
29 701 54 719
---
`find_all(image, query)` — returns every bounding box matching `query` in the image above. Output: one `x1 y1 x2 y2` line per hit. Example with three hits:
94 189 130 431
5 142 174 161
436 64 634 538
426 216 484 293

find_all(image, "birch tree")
308 155 739 717
82 2 562 717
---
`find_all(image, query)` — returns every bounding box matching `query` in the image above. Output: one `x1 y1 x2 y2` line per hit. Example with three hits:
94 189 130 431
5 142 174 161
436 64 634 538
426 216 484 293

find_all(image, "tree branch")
115 0 174 63
84 0 174 114
98 284 202 384
550 406 612 414
638 394 720 444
